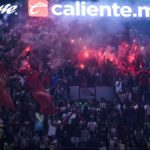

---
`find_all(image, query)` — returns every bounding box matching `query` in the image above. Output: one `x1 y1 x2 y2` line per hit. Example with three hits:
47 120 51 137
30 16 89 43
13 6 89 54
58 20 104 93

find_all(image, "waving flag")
0 62 14 109
26 70 56 114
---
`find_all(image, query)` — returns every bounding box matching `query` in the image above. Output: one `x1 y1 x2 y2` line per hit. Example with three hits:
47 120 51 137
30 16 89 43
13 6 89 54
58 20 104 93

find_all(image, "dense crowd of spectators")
0 4 150 149
0 57 149 150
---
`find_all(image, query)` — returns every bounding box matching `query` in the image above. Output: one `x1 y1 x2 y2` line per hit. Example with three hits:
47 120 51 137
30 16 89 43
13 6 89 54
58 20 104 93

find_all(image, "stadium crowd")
0 5 150 150
0 53 150 150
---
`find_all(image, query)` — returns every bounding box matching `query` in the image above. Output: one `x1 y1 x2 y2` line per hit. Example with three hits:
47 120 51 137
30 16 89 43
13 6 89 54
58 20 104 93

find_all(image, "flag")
0 62 14 109
26 70 56 114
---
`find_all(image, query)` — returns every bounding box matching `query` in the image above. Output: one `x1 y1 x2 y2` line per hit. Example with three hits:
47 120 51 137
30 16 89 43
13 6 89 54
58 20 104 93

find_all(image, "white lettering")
138 6 150 17
0 5 4 13
51 5 62 16
75 1 80 16
100 5 112 17
0 4 18 15
1 4 11 14
120 6 132 17
112 3 120 17
81 1 86 16
87 5 98 16
6 5 18 14
25 1 150 18
63 5 75 16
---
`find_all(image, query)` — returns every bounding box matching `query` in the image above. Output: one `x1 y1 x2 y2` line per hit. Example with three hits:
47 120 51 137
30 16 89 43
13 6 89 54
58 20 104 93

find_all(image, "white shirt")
144 105 150 115
48 120 56 137
115 80 122 93
68 113 76 124
87 122 97 132
48 125 56 137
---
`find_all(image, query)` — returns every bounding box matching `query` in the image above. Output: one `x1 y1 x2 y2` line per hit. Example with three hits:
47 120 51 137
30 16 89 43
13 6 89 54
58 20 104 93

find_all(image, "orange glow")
80 64 85 69
98 52 102 57
128 55 135 63
70 39 75 44
27 64 30 69
141 46 144 51
84 51 89 58
25 47 31 53
134 45 138 50
125 44 129 48
110 58 113 61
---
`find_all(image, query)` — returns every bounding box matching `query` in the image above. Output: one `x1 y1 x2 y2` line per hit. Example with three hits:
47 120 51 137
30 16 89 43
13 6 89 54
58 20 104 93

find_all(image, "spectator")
48 119 56 142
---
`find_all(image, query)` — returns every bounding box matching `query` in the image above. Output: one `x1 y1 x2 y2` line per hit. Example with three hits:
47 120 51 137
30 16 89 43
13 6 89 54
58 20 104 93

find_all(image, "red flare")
128 55 135 64
84 51 89 58
25 46 31 54
80 64 85 69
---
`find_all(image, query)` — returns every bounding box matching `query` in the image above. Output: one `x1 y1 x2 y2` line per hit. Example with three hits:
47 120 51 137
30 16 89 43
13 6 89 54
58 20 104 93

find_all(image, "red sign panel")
28 0 48 17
